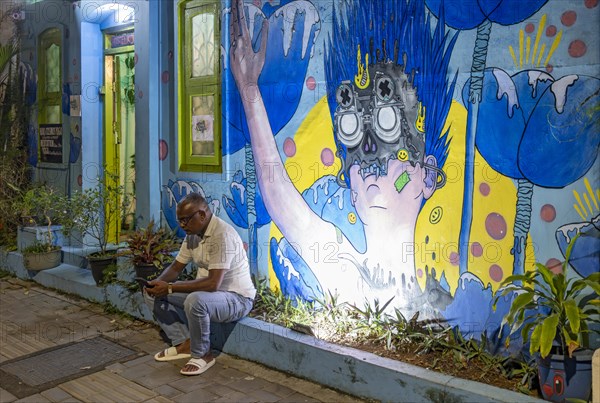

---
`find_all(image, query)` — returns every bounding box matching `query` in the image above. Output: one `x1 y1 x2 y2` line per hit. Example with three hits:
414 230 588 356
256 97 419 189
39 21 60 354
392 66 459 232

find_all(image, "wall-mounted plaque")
39 124 63 164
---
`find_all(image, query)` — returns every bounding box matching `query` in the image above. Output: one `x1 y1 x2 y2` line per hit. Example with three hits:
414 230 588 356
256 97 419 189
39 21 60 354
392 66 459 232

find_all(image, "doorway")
104 41 136 243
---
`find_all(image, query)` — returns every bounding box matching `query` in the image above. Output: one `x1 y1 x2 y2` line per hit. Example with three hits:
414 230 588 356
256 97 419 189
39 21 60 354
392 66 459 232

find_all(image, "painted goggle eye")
336 83 354 110
336 112 363 148
375 74 395 102
373 106 402 143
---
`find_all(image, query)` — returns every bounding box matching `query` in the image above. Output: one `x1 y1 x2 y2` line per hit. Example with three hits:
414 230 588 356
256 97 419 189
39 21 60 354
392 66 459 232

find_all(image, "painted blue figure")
230 0 456 317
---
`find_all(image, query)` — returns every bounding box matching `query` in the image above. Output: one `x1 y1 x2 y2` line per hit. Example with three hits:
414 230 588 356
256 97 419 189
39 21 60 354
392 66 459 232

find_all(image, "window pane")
192 13 214 77
191 95 214 156
46 43 60 93
46 105 61 124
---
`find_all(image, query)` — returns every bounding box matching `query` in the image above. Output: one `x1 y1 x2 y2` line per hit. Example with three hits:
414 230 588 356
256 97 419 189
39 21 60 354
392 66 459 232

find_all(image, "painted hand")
230 0 268 95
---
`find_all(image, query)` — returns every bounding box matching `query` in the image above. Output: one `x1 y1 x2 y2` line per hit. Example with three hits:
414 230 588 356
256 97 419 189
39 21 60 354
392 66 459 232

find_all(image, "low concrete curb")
1 250 542 402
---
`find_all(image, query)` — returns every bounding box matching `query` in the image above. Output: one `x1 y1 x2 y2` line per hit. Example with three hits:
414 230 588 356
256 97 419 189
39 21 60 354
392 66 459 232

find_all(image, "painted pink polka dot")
417 268 423 278
486 213 507 240
585 0 598 8
77 175 82 186
479 182 490 196
540 204 556 222
321 148 334 167
243 242 249 251
253 0 261 6
471 242 483 258
449 252 459 266
561 10 577 26
546 25 557 37
525 23 535 33
546 258 562 274
161 71 170 83
283 138 296 157
568 40 587 57
306 76 316 91
159 139 168 161
546 64 554 73
489 264 504 282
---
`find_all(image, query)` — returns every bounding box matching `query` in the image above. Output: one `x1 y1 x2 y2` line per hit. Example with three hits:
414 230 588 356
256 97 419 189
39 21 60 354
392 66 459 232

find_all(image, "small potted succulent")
494 232 599 402
122 220 179 280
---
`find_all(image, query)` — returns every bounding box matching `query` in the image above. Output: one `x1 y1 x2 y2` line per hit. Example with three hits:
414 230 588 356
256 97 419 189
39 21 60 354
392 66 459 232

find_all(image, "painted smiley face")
429 206 443 224
397 148 409 162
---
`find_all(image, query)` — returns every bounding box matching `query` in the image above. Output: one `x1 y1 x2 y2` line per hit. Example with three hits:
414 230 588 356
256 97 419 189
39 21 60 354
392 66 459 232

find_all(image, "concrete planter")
23 248 62 271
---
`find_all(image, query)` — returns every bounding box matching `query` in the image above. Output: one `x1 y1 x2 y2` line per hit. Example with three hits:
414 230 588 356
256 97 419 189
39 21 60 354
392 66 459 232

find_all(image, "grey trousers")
153 291 253 358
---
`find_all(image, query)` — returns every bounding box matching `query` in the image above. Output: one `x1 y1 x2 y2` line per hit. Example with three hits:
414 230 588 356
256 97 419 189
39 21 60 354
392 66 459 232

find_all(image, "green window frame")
178 0 222 172
38 28 62 126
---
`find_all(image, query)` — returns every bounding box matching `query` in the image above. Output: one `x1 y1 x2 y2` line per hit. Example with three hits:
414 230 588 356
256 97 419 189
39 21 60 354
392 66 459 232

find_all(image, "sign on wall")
39 124 63 164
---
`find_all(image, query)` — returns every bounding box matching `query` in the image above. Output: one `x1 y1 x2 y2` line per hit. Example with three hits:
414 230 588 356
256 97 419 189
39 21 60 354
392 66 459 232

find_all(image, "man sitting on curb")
145 193 256 376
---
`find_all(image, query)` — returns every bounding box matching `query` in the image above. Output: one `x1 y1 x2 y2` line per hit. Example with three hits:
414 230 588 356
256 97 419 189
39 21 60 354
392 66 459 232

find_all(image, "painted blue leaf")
223 1 320 155
518 75 600 187
223 195 248 229
270 237 323 302
465 68 526 178
556 217 600 278
425 0 547 30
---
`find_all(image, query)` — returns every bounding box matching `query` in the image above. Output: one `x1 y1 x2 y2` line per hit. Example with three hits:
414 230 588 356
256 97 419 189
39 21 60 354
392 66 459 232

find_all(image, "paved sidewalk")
0 277 366 403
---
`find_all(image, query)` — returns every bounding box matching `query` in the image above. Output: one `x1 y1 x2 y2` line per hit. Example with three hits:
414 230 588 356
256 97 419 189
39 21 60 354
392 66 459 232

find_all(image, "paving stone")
142 396 174 403
262 383 296 398
14 393 52 403
277 392 320 403
0 387 18 403
171 388 219 403
247 388 282 402
212 390 257 403
122 354 155 368
168 374 212 393
153 384 183 399
40 387 73 402
205 383 238 397
226 377 274 393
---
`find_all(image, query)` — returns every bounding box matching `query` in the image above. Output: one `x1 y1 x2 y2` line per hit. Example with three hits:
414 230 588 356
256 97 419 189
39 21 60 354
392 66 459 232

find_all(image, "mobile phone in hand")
134 277 154 288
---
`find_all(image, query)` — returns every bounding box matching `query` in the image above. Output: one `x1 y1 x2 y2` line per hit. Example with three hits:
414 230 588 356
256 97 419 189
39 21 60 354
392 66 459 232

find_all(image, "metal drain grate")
0 336 138 398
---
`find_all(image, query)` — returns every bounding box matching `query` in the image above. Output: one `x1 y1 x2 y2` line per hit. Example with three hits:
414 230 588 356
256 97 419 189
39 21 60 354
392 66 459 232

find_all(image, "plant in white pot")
16 185 65 271
494 232 599 402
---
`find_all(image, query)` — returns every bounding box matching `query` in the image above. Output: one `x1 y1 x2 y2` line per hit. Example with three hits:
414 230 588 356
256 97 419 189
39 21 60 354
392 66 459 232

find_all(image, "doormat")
0 336 138 399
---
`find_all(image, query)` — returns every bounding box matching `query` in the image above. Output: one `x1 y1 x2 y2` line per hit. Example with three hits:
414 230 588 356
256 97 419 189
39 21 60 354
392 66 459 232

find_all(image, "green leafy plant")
15 185 66 252
121 220 178 267
495 233 600 359
60 172 126 257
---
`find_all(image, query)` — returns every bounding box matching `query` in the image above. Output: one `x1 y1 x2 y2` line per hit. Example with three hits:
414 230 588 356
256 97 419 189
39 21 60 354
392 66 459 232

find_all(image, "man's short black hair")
179 193 209 209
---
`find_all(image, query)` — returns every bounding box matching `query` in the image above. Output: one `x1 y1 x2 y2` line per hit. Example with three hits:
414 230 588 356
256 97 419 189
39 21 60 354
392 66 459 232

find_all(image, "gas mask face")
335 61 425 184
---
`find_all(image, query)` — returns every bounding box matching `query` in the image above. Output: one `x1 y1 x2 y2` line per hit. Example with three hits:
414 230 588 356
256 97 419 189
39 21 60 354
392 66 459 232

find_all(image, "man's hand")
230 0 268 94
145 280 169 297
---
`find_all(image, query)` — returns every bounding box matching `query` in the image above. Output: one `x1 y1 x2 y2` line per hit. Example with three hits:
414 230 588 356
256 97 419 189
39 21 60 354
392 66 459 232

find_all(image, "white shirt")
175 215 256 299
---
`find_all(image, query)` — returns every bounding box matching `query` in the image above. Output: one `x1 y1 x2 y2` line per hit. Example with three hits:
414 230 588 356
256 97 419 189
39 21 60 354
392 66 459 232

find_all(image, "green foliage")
121 220 178 267
495 233 600 358
15 185 67 247
22 242 60 254
60 171 126 255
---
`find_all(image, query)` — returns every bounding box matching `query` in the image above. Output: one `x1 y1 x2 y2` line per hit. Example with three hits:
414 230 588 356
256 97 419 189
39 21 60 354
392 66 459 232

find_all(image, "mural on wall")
222 0 321 279
160 0 599 347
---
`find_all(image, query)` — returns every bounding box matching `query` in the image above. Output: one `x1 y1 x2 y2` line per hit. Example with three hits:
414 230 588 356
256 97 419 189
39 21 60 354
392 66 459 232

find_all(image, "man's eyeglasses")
177 210 201 226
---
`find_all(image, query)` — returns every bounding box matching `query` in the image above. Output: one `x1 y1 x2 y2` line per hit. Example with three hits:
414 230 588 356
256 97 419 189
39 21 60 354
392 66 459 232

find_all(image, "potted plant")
494 232 599 402
61 173 125 285
121 220 178 280
15 185 64 271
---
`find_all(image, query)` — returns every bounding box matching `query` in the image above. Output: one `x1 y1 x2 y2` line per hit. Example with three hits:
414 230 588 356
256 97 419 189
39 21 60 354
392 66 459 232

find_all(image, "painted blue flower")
425 0 547 29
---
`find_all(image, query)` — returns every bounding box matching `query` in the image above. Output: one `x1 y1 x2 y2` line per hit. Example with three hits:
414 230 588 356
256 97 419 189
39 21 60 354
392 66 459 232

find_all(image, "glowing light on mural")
572 177 599 220
509 14 562 69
